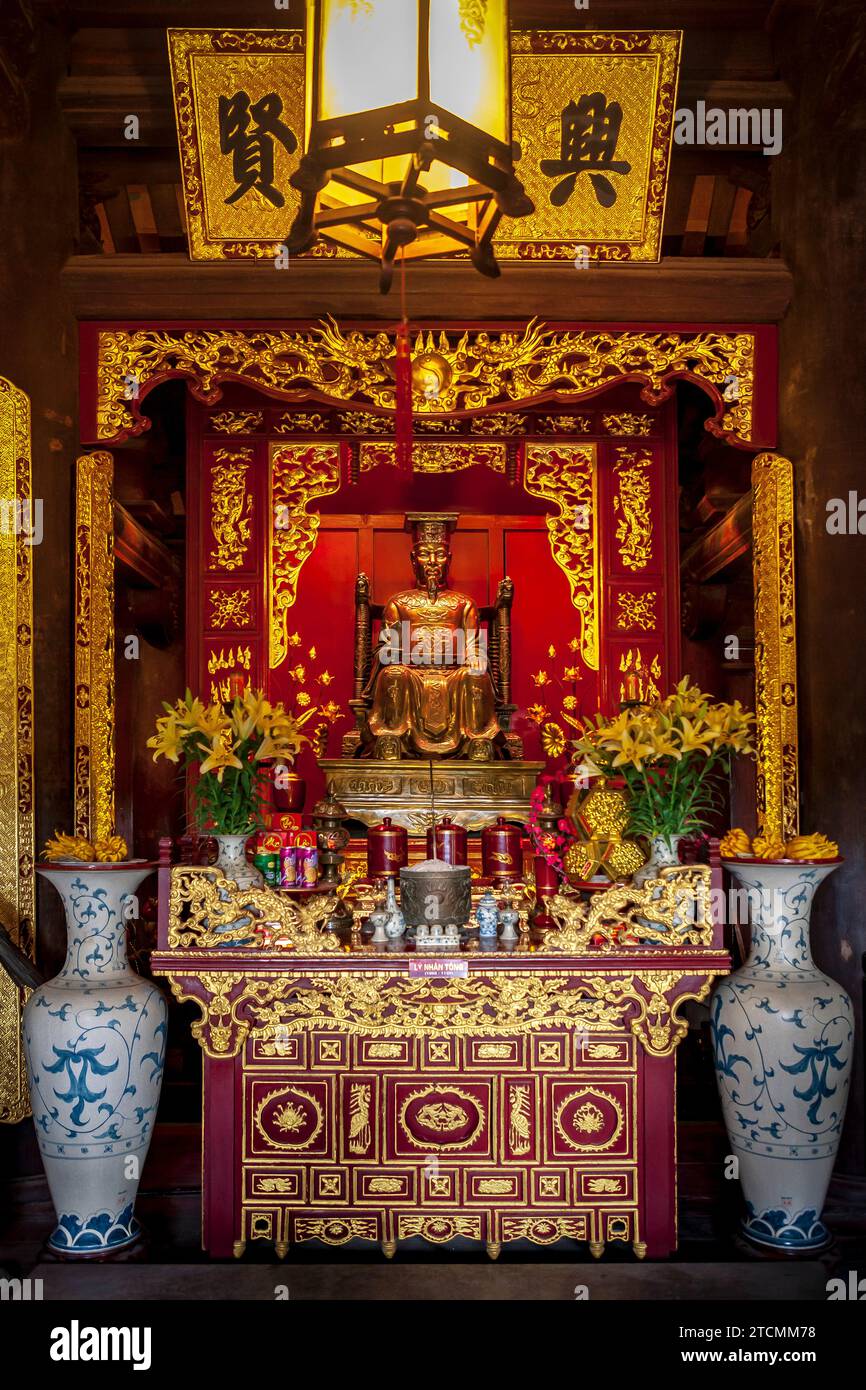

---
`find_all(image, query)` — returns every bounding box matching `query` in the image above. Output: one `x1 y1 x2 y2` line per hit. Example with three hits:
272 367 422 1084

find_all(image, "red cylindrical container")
425 816 468 866
367 817 408 879
533 853 560 899
482 817 523 882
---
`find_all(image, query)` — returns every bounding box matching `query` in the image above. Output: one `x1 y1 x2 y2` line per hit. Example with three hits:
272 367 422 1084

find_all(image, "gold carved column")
74 451 116 840
752 452 798 840
0 377 35 1123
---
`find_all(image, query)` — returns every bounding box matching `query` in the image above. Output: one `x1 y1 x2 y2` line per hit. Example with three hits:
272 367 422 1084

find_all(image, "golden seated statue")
343 513 521 761
320 515 542 830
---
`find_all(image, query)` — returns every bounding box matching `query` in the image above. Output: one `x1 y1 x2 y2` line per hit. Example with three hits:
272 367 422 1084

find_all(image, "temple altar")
153 851 727 1261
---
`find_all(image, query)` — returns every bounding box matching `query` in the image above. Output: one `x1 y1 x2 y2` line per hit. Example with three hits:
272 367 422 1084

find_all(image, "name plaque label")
408 959 468 979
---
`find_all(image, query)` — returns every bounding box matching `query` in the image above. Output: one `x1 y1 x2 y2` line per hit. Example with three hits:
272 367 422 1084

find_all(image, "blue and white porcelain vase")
712 857 852 1251
23 862 167 1257
476 890 500 939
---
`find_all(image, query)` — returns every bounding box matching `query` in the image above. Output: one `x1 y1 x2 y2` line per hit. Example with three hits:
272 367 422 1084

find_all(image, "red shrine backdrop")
186 393 681 812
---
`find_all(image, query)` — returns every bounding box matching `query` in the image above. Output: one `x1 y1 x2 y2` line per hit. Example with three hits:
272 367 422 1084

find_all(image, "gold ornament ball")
411 352 453 402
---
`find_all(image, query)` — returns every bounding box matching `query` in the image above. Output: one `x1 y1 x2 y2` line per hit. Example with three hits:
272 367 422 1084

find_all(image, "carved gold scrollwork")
546 866 714 952
752 453 799 840
156 965 723 1060
613 446 653 571
95 323 756 446
269 442 341 668
0 376 35 1123
524 443 599 670
615 591 657 631
359 441 506 473
74 452 115 841
210 447 253 571
167 865 341 953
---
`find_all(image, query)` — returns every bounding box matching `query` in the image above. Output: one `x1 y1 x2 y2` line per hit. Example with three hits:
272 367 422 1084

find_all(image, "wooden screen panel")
505 526 598 765
270 525 361 805
598 437 680 709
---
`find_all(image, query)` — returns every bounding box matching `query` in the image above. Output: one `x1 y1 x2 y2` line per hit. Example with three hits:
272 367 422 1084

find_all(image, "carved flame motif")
415 1100 468 1133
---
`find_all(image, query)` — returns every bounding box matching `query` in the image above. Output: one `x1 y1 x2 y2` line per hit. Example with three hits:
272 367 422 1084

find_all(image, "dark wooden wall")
0 20 78 1183
774 0 866 1176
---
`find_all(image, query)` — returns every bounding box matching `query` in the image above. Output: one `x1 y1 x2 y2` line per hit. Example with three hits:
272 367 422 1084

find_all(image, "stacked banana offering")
719 828 839 861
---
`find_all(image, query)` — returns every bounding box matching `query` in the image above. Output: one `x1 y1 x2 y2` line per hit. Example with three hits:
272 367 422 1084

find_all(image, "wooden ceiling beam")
61 253 793 322
681 493 754 582
55 1 776 28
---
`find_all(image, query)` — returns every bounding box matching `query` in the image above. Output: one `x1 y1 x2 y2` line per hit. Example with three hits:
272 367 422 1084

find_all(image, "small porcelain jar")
476 889 500 938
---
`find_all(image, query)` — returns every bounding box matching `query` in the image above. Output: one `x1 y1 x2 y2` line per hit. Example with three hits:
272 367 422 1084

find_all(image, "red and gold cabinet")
154 944 727 1261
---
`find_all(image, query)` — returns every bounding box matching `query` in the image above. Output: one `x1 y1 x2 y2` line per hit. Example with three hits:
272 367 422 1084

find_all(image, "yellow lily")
611 727 656 771
677 716 716 756
199 734 243 782
147 713 185 763
192 702 231 740
235 690 273 742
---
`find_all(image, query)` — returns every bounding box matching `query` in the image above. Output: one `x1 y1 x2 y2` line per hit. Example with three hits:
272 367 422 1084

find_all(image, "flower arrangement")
526 782 576 877
572 678 756 849
147 688 313 836
720 828 839 861
43 832 129 863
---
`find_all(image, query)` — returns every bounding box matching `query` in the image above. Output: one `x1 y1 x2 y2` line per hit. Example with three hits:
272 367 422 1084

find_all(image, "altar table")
153 866 727 1260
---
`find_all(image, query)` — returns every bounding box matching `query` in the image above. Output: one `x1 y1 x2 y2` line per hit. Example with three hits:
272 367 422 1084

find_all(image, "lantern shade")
290 0 532 291
315 0 419 122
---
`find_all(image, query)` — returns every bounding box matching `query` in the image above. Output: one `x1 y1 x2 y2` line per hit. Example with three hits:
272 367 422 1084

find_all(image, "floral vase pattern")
213 832 263 890
23 863 167 1256
712 858 853 1251
633 833 683 889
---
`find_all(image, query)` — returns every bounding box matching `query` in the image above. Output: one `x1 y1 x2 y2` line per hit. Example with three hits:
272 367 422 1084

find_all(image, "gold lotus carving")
255 1086 324 1150
555 1088 623 1152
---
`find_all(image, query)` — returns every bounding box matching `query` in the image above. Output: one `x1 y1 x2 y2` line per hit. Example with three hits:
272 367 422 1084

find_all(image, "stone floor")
2 1123 864 1300
19 1260 830 1301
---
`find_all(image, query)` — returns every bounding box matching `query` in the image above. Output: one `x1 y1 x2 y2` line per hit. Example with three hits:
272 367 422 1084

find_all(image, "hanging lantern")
288 0 534 291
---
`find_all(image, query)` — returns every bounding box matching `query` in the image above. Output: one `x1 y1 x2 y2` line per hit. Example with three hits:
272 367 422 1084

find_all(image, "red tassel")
395 321 413 471
394 250 413 471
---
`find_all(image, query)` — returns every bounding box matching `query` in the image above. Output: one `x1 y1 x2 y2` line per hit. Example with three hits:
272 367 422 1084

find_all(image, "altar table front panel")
153 951 729 1260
